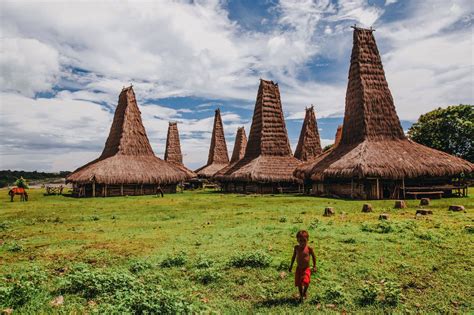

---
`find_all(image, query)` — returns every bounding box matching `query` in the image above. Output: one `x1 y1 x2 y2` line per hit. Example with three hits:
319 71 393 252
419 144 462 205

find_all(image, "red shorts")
295 267 311 287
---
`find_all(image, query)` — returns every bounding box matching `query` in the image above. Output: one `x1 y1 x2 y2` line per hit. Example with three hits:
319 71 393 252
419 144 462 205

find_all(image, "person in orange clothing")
288 230 317 302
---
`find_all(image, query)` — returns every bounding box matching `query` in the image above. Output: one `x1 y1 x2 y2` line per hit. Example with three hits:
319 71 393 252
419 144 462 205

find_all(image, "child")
289 230 317 302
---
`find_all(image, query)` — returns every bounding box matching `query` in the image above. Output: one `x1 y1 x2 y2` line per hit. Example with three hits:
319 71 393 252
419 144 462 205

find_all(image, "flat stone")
362 203 373 212
420 198 430 206
379 213 389 220
324 207 335 217
416 209 433 215
449 205 465 212
394 200 407 208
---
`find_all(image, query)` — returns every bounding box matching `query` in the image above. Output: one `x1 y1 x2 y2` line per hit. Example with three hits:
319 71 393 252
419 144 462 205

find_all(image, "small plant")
341 237 356 244
279 216 287 223
382 281 402 306
323 285 346 305
308 219 319 230
358 281 379 306
293 216 303 223
160 252 187 268
277 260 290 271
90 215 100 221
0 267 48 308
129 260 152 273
7 242 23 252
195 256 214 269
194 268 221 284
0 221 10 231
361 222 393 234
229 251 271 268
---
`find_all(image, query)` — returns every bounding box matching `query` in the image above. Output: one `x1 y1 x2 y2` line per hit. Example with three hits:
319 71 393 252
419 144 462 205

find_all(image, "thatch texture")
218 79 301 183
195 108 229 178
67 87 189 185
334 125 343 147
230 127 247 163
213 126 247 178
164 122 196 178
295 28 473 181
294 106 322 161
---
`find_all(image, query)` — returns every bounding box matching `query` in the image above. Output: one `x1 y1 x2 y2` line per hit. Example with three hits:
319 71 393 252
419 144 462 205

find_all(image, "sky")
0 0 472 172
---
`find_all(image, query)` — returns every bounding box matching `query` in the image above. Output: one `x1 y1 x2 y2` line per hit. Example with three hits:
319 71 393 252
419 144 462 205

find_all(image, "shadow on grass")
254 296 301 308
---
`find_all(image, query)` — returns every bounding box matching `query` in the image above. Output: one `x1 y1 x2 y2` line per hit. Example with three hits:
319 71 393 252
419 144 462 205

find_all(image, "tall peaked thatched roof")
164 122 196 178
294 28 473 181
218 79 301 183
213 126 247 179
230 127 247 163
294 106 322 161
195 108 229 178
67 86 190 185
334 125 343 147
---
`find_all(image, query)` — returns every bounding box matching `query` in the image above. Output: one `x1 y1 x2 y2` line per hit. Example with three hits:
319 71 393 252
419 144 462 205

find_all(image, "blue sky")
0 0 472 171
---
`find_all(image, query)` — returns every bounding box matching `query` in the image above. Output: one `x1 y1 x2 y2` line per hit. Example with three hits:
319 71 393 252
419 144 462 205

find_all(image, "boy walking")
289 230 317 302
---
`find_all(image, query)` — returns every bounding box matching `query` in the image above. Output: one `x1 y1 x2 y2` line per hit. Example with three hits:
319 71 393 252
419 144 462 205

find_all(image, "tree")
408 104 474 162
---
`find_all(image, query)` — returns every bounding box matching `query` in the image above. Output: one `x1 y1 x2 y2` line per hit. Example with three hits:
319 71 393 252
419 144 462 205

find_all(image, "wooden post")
141 184 143 195
104 184 107 197
376 178 380 200
402 178 405 199
92 181 96 197
351 179 354 199
121 184 124 196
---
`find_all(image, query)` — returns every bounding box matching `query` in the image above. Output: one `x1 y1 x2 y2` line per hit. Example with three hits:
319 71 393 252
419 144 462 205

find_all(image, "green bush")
323 285 346 305
361 222 393 234
0 267 48 308
382 281 402 306
229 251 271 268
279 216 287 223
129 260 153 273
358 281 379 306
195 256 214 269
160 252 187 268
194 268 221 285
6 242 24 252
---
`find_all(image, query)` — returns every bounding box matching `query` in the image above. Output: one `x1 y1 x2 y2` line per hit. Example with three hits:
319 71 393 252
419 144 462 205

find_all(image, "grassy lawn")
1 188 473 313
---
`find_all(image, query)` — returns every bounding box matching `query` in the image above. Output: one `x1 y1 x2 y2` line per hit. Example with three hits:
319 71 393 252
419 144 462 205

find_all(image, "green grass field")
1 189 473 313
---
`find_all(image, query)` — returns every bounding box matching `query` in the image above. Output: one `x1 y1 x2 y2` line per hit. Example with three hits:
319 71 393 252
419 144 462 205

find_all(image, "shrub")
309 219 319 230
277 260 290 271
129 260 153 273
195 256 214 269
0 267 48 308
358 281 379 306
382 281 402 306
229 251 271 268
160 252 187 268
6 242 23 252
323 285 346 305
61 264 138 298
342 237 356 244
361 222 393 234
0 221 10 231
279 216 287 223
194 268 221 285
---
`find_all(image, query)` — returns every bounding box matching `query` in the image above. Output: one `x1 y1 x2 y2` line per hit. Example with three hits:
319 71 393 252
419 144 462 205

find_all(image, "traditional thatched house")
217 79 302 193
294 27 473 199
213 126 247 178
195 108 229 178
294 106 322 161
164 122 196 178
67 86 190 197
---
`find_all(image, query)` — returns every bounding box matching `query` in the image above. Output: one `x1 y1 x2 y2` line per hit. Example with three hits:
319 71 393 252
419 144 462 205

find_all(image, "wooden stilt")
376 178 380 200
402 178 405 199
121 184 124 196
92 181 96 197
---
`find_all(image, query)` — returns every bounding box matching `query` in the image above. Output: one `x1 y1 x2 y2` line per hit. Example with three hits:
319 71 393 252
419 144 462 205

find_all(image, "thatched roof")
164 122 197 178
294 28 474 181
294 106 322 161
195 108 229 178
67 86 190 185
334 125 343 147
230 127 247 163
213 126 247 178
218 79 302 183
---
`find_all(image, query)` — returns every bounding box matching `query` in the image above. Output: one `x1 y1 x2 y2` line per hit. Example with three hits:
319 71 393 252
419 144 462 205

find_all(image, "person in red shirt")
289 230 317 302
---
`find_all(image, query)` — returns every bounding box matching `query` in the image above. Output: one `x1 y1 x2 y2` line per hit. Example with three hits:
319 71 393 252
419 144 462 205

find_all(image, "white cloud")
0 38 60 96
